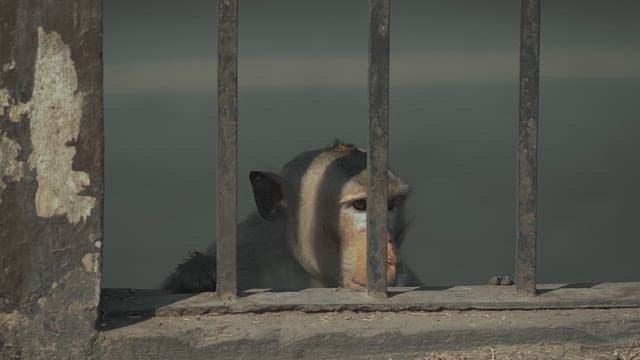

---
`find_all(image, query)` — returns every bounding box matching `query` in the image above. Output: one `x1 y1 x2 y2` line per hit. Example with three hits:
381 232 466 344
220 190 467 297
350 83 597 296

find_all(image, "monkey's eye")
350 199 367 211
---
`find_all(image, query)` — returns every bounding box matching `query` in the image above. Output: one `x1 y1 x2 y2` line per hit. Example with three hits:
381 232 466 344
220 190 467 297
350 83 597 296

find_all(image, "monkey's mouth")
348 276 397 289
349 278 367 288
348 264 398 288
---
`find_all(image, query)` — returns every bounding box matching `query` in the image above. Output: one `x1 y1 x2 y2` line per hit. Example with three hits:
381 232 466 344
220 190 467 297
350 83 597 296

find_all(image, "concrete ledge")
101 282 640 317
97 308 640 360
97 282 640 359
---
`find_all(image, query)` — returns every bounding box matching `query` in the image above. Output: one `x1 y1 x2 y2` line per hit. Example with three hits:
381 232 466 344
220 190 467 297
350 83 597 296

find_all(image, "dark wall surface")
103 0 640 288
0 0 103 358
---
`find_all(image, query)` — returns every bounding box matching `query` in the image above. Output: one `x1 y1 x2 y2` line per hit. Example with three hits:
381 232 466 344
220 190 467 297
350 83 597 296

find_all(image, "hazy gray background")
103 0 640 289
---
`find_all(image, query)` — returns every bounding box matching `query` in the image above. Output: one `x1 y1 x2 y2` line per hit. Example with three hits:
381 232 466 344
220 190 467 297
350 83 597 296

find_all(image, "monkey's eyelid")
340 197 366 204
339 197 364 209
341 197 404 208
340 193 367 204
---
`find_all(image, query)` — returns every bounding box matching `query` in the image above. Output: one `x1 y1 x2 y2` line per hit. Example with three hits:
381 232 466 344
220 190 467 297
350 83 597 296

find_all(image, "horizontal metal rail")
103 283 640 316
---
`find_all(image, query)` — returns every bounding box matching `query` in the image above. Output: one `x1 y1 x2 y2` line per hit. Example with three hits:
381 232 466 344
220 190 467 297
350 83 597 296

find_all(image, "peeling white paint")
0 133 24 203
81 253 99 273
0 88 10 116
0 311 22 331
1 59 16 72
8 102 29 123
11 27 96 224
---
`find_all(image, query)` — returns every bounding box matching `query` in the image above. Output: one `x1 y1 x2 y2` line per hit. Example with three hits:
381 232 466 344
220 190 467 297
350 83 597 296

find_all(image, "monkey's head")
249 141 410 289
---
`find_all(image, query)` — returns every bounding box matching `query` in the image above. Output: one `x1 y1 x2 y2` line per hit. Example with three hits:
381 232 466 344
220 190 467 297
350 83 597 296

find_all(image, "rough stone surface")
96 308 640 360
97 284 640 358
0 1 103 359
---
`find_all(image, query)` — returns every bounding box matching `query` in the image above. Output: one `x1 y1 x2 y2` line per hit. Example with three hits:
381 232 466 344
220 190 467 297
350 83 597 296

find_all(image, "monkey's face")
337 172 408 288
251 143 409 289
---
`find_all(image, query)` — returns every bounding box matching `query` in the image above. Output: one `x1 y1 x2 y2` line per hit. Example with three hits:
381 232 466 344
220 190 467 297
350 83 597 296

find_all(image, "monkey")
163 141 421 292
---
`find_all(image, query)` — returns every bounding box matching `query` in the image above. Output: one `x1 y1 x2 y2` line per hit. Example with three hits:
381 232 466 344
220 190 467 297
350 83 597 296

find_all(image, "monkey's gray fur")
163 142 422 292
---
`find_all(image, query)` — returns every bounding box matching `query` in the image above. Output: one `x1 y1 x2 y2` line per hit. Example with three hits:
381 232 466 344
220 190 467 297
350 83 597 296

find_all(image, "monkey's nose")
386 242 398 264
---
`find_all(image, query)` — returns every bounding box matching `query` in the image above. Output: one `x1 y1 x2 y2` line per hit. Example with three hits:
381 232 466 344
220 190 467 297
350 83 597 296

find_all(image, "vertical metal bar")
516 0 540 296
217 0 238 298
367 0 390 297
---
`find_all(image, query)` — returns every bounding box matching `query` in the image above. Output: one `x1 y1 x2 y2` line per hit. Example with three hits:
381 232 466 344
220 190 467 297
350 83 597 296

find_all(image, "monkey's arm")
162 251 216 293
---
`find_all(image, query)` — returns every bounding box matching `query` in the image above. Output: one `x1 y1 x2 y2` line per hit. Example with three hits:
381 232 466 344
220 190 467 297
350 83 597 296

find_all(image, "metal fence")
215 0 540 298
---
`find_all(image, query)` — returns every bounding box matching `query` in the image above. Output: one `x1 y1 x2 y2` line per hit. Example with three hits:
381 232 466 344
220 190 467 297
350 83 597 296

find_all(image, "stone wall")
0 1 103 359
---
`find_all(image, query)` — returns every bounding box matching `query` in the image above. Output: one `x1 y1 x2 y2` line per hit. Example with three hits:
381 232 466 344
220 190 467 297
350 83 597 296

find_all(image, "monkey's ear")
249 171 284 221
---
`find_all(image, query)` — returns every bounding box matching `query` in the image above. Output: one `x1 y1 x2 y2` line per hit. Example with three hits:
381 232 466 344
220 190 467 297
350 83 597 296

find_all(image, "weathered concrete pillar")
0 1 103 359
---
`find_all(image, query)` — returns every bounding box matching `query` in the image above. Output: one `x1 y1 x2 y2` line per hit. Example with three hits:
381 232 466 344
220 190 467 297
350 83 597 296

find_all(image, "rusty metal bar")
367 0 390 297
516 0 540 296
217 0 238 298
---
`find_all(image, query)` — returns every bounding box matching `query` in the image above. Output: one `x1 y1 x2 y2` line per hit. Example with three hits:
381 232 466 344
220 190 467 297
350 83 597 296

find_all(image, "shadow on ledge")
99 288 199 330
537 282 600 295
100 282 640 328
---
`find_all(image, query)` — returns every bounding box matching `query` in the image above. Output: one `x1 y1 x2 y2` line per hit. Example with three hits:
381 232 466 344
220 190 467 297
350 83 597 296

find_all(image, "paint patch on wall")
8 102 29 123
9 28 96 224
1 60 16 73
81 253 99 273
0 88 11 116
0 133 24 203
